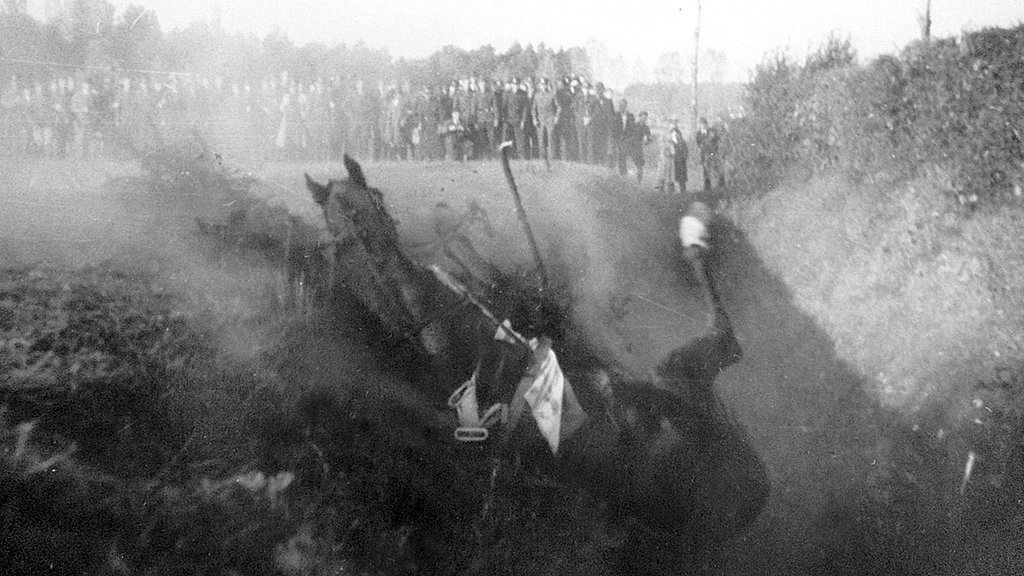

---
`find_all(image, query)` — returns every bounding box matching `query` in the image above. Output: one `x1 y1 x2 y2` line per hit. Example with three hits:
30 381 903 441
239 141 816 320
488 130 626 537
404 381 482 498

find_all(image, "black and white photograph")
2 1 1024 574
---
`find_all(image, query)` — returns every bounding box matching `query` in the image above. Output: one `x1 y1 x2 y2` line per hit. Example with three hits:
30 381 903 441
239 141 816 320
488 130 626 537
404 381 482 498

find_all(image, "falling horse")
303 156 479 386
304 155 769 565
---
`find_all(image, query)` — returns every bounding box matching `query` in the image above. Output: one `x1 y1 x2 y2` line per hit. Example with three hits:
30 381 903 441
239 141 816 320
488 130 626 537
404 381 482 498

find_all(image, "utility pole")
692 0 702 134
920 0 932 42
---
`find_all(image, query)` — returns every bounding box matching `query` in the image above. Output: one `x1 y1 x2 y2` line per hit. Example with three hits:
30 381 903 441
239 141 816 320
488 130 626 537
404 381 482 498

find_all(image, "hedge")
724 26 1024 204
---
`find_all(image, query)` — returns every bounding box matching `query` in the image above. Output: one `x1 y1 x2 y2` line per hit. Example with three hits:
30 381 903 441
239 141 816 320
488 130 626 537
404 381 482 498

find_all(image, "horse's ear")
343 154 367 188
305 173 330 206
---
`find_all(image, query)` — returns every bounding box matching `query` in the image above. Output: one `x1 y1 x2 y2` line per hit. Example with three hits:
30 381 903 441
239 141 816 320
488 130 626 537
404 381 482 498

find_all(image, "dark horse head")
305 155 769 567
305 155 486 392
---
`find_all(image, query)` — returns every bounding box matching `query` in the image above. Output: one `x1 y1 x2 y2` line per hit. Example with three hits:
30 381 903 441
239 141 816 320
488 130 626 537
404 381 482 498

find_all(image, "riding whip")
498 141 549 290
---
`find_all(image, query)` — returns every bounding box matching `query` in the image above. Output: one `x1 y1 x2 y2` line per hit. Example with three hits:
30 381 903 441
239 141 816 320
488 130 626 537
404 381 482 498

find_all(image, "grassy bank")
723 174 1024 413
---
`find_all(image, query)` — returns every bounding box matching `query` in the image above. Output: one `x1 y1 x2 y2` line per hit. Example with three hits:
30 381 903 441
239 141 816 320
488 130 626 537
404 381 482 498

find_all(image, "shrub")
723 51 804 193
725 25 1024 204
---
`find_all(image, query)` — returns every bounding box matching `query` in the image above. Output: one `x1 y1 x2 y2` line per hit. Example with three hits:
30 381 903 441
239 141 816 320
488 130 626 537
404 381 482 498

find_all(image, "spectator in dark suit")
631 111 653 183
696 116 724 193
601 88 618 169
520 79 537 159
472 79 494 158
507 79 532 159
502 79 519 154
614 98 636 176
492 79 506 153
574 80 591 163
590 82 610 166
670 119 689 193
554 77 575 161
533 78 558 166
442 110 471 161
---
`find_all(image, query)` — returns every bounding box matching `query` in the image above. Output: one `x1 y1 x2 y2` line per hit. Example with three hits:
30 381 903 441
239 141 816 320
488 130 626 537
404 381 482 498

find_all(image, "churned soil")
1 154 1022 574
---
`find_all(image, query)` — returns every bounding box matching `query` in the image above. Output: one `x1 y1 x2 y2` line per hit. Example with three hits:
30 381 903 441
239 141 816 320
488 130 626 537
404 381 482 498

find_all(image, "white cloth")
524 348 567 454
495 323 587 454
679 214 709 249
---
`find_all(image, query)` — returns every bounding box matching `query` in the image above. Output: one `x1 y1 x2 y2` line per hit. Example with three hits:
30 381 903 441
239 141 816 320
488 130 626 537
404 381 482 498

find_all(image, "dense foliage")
726 28 1024 204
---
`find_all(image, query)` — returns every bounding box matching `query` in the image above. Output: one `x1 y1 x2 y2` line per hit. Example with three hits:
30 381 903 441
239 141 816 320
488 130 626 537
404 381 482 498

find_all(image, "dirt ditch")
1 151 1023 575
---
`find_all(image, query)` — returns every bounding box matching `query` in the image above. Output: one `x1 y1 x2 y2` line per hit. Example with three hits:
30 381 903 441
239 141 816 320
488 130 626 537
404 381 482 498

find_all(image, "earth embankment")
723 175 1024 412
258 160 1008 572
3 155 1022 574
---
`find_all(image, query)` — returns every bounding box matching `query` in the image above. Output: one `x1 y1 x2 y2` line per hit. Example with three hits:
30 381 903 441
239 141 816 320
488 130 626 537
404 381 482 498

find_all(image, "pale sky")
33 0 1024 82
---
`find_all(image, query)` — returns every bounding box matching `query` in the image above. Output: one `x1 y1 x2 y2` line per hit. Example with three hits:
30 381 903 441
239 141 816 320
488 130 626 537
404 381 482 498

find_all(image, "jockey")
678 201 717 327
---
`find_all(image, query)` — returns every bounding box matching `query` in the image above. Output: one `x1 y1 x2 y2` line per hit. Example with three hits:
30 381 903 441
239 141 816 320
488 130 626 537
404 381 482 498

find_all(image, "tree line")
0 0 591 88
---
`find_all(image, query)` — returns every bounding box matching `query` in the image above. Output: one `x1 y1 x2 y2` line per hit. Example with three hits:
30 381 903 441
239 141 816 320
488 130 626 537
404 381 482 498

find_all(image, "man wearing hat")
471 78 493 158
574 80 592 163
520 78 538 159
504 78 532 159
501 78 517 155
631 111 653 183
670 118 688 193
613 98 636 176
658 118 688 194
490 79 506 157
590 82 611 165
601 88 619 169
695 116 722 193
554 77 575 161
533 78 558 166
502 78 517 150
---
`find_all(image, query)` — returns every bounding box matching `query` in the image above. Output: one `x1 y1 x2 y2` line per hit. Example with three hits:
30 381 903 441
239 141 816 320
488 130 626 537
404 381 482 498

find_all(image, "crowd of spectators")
0 68 725 190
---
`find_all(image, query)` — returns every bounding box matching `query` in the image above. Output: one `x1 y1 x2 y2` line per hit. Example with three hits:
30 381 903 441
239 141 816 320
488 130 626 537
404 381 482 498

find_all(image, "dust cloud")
0 124 1016 574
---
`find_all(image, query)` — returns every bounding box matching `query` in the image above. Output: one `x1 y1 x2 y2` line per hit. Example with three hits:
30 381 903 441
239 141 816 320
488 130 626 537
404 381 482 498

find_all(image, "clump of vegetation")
0 247 619 576
133 134 252 197
0 404 326 575
0 264 195 474
726 26 1024 206
0 263 285 572
0 263 390 573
